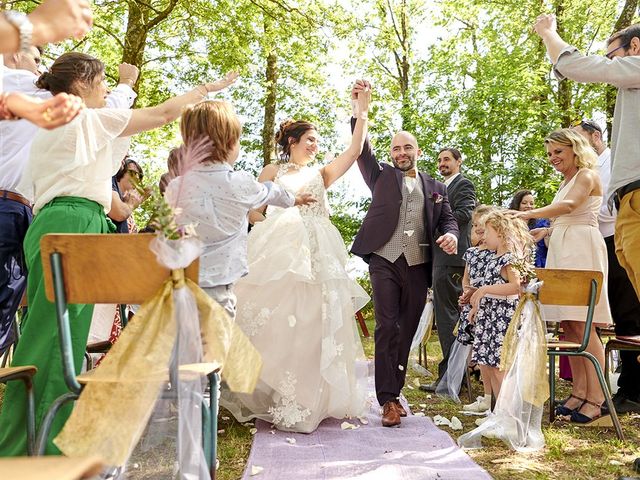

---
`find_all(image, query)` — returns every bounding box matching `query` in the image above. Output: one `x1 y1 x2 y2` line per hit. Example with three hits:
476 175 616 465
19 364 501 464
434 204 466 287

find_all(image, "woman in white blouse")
0 51 237 456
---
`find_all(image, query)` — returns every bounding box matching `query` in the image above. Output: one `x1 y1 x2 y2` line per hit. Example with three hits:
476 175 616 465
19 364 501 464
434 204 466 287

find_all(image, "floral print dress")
471 252 518 368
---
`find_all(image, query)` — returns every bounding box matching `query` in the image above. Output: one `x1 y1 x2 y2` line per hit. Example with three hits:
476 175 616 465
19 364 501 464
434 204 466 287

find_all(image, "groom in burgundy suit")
350 81 459 427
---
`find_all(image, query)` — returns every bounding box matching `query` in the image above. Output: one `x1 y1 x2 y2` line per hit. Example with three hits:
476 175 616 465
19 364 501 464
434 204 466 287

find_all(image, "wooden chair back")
40 234 199 305
535 268 603 306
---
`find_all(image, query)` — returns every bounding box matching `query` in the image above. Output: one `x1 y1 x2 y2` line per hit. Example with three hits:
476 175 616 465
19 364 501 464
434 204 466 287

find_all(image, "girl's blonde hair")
180 100 241 163
544 128 597 170
483 209 533 256
472 204 496 224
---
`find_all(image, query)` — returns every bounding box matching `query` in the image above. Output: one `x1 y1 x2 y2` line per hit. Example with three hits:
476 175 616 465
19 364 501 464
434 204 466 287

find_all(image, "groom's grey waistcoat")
374 180 427 266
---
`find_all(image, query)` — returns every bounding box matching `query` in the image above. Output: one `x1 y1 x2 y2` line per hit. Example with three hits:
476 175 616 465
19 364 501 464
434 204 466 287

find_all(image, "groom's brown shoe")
394 400 407 417
382 401 401 427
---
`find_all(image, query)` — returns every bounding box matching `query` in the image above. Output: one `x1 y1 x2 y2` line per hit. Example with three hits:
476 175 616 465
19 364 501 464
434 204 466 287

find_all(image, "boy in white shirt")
166 100 314 318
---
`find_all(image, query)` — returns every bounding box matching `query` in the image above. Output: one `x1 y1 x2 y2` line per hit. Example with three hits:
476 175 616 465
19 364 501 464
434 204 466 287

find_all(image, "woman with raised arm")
0 51 237 456
221 86 372 433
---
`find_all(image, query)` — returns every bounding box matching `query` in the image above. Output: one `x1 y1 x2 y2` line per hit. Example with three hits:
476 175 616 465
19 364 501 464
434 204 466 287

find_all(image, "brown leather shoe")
381 401 401 427
394 400 407 417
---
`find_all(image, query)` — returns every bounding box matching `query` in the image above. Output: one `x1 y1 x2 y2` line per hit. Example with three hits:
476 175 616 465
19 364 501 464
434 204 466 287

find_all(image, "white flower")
340 421 359 430
250 466 263 476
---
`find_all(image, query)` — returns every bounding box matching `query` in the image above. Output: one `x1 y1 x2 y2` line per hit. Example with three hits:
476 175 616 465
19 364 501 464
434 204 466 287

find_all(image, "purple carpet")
240 372 491 480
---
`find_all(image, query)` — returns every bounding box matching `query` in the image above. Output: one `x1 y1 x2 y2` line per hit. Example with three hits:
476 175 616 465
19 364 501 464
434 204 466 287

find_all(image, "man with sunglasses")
534 15 640 308
572 119 640 415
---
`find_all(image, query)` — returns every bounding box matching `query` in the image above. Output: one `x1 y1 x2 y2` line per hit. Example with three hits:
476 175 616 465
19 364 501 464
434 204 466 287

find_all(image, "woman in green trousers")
0 52 236 455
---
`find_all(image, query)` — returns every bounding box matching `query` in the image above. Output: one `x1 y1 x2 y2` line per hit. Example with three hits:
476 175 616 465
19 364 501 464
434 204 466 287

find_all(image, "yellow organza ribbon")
499 292 549 407
54 272 262 465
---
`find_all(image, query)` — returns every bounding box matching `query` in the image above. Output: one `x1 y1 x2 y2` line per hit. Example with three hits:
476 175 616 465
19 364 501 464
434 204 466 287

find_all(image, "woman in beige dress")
515 128 612 425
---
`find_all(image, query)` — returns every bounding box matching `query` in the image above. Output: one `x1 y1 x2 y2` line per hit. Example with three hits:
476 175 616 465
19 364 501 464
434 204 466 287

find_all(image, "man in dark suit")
350 80 459 427
420 148 476 392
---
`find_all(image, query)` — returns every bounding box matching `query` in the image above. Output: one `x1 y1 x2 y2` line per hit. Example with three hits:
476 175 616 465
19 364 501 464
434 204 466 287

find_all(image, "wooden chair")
605 335 640 391
0 366 37 454
0 455 103 480
355 310 370 337
36 233 219 477
536 268 624 440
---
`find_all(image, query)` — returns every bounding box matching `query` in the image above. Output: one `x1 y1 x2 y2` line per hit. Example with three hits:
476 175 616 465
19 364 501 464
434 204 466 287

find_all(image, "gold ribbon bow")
54 271 262 465
499 292 549 407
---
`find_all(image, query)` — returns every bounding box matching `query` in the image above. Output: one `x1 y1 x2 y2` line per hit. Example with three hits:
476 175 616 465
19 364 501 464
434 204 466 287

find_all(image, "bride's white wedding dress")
220 164 369 433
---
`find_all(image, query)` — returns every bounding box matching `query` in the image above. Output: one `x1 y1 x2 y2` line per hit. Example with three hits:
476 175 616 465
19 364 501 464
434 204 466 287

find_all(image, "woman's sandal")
555 394 586 416
570 399 613 427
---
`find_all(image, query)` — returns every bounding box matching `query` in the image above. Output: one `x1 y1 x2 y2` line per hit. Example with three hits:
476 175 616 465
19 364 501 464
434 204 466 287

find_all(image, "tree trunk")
121 0 179 100
605 0 639 136
262 28 278 166
554 1 572 127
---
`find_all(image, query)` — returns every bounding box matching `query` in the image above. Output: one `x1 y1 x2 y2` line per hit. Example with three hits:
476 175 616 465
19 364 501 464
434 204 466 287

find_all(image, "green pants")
0 197 112 456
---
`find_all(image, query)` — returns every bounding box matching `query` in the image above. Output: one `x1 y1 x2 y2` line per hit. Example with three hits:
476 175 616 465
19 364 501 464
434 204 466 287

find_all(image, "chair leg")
35 392 78 455
464 367 473 403
208 372 220 480
548 354 556 423
604 343 612 392
582 352 625 441
24 376 36 456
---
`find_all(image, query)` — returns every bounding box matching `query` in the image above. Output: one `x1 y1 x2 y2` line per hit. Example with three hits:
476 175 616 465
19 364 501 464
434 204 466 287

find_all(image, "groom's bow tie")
404 169 416 178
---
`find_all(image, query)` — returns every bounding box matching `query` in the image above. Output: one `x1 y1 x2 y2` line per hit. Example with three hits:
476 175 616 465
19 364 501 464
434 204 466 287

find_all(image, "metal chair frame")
537 268 624 440
35 234 219 478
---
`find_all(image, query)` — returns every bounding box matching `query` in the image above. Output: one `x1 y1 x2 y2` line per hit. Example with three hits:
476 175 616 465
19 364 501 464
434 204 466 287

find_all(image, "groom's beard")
392 154 416 172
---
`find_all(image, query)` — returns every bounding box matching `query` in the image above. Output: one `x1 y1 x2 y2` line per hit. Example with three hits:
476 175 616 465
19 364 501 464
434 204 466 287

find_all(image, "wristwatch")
2 10 33 54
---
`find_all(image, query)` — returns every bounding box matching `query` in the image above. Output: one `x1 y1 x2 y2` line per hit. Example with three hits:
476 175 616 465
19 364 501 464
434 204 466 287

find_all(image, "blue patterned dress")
471 252 519 367
456 247 495 345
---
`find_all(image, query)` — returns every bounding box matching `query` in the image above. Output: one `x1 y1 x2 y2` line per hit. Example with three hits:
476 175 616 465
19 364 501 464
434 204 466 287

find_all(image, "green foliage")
14 0 637 243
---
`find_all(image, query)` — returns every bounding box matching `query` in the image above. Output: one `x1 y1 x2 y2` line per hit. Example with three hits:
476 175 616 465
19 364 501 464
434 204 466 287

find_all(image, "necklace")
282 162 305 171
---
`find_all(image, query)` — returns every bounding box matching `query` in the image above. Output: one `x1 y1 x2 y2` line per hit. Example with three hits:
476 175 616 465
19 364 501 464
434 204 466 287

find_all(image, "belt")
0 190 31 208
614 179 640 210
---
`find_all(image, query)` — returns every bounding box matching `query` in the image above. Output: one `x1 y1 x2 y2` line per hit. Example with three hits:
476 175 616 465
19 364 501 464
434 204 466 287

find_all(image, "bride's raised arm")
320 83 371 189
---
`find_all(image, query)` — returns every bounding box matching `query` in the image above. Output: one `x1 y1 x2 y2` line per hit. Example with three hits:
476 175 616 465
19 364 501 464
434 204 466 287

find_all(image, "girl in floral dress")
436 205 495 401
463 210 531 413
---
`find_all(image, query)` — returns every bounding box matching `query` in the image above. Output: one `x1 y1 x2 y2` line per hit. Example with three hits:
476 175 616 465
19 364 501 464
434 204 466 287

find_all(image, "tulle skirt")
221 208 369 433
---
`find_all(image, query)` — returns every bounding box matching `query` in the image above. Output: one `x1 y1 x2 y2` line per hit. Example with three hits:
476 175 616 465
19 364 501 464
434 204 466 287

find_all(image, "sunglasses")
605 42 630 60
570 119 602 133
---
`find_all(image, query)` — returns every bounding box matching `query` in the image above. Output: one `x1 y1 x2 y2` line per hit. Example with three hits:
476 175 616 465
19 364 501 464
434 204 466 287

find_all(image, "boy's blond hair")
180 100 241 163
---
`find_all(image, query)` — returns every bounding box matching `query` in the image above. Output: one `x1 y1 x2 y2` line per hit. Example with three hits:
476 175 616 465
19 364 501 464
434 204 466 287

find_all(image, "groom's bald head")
390 131 421 171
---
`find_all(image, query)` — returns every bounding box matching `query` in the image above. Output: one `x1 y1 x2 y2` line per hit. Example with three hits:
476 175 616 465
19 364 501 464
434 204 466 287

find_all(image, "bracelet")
357 111 368 120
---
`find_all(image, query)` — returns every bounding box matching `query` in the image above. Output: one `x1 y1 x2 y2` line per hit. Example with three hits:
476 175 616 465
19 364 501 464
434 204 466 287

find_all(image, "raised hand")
4 92 84 129
533 14 556 37
29 0 93 44
205 72 240 93
351 79 372 116
355 83 371 116
294 192 317 206
118 63 139 87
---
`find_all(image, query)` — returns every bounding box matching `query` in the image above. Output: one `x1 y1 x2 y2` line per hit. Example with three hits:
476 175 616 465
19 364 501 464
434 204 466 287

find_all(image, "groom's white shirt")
167 162 295 287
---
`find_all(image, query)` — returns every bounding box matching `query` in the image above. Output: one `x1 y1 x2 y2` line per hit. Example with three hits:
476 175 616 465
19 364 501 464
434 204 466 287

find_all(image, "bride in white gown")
220 88 372 433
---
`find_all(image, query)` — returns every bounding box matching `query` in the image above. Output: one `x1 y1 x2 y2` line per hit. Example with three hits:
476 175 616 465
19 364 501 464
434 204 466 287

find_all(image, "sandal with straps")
555 394 586 416
570 399 613 426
